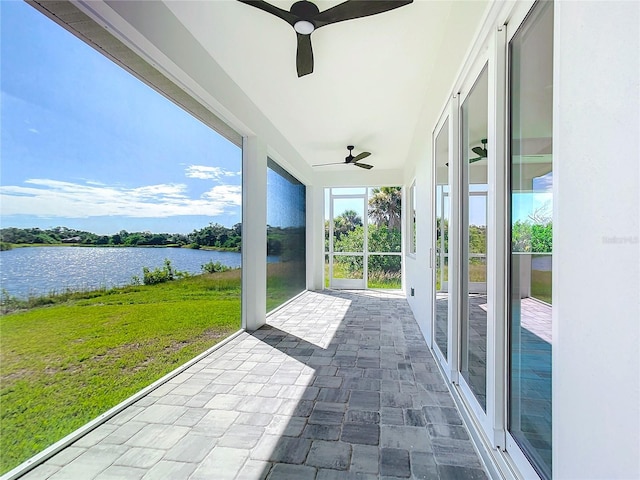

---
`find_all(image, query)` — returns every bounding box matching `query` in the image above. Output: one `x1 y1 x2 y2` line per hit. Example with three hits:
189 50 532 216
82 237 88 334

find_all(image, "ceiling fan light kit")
238 0 413 77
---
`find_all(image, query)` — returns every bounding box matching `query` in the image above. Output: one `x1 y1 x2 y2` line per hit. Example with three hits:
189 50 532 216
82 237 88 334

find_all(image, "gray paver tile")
126 424 189 449
317 469 378 480
265 415 307 437
252 434 311 464
102 421 148 445
46 446 85 466
410 450 438 479
303 423 341 440
266 463 317 480
350 390 380 410
431 438 483 468
140 460 196 480
422 406 464 426
192 409 239 436
438 464 489 480
174 407 209 427
350 444 379 474
48 444 129 479
427 422 470 440
163 432 217 462
341 423 379 445
203 393 244 411
190 446 249 480
73 424 118 448
132 403 187 425
19 464 60 480
237 459 273 480
306 440 352 470
94 465 146 480
346 409 380 424
115 447 164 468
217 424 265 448
380 425 431 451
380 447 410 478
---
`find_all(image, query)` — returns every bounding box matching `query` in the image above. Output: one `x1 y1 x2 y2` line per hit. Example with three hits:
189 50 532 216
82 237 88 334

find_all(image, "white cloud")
185 165 239 181
0 178 241 219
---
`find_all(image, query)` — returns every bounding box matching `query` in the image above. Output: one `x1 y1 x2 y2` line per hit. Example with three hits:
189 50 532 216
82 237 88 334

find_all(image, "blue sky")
1 1 242 235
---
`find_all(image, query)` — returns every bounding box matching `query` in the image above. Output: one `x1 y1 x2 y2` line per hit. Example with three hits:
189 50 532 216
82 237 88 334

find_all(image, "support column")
242 136 267 331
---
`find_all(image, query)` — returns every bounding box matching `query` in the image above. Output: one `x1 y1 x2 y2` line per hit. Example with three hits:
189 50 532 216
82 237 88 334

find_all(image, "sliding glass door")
434 118 450 363
429 3 553 477
459 65 489 412
508 2 554 478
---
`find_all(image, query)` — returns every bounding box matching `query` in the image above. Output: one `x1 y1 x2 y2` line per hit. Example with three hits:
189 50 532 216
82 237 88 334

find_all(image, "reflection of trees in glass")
368 187 402 229
512 220 552 253
436 217 449 254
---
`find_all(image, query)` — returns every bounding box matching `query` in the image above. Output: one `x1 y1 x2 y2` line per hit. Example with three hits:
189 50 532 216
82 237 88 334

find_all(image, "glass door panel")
460 65 489 412
434 118 450 360
508 1 554 478
330 195 366 289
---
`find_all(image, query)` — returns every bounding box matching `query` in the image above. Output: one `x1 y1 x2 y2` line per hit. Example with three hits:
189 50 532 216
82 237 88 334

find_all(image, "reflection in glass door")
434 118 450 360
460 65 489 411
508 1 553 478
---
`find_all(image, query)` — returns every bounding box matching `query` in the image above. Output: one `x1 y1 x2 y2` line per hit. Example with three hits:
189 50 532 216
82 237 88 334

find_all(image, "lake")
0 246 277 299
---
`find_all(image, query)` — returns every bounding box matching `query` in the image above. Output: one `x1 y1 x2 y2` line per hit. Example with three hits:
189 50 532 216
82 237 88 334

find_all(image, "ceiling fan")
446 139 487 167
470 138 488 163
237 0 413 77
313 145 374 169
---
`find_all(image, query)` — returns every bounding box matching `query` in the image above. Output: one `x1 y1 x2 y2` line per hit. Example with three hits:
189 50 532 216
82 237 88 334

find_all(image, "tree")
368 187 402 230
333 210 362 242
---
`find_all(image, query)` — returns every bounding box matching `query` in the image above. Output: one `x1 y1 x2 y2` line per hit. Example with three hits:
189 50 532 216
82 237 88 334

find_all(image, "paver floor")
21 290 488 480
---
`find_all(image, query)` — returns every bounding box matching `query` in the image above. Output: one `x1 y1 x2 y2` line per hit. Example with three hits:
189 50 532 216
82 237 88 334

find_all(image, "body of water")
0 246 277 299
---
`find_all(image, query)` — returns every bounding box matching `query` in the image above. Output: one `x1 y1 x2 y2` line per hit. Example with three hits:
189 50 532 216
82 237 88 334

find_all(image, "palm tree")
368 187 402 230
333 209 362 240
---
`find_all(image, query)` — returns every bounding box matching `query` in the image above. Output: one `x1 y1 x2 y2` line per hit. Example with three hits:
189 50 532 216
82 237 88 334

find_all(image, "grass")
0 270 241 474
323 260 401 290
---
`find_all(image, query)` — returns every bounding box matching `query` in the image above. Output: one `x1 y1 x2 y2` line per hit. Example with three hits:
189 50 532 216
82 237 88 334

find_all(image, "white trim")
487 22 508 451
242 136 268 331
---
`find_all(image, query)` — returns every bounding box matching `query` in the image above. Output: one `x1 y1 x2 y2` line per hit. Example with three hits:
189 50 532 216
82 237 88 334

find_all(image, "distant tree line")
0 224 242 251
0 224 305 257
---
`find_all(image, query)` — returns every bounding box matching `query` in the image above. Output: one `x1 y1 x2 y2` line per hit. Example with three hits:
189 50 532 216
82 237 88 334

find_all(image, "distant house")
61 236 81 243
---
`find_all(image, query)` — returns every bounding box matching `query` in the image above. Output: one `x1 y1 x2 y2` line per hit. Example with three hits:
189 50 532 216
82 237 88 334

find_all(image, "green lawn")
0 271 241 474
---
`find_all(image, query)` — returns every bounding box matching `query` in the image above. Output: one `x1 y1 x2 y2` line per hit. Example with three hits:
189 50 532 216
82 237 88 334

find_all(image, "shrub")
142 259 188 285
201 260 231 274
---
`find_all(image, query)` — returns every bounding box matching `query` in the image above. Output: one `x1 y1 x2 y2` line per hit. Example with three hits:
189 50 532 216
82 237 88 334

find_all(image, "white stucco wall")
553 1 640 478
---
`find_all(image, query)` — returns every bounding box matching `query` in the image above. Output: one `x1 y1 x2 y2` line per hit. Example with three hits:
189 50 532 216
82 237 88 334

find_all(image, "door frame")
328 190 368 289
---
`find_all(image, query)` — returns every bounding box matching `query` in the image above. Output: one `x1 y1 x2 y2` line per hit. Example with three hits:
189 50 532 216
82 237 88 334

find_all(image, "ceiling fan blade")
313 0 412 28
238 0 299 27
471 146 487 157
355 162 373 170
237 0 297 26
353 151 371 162
312 162 345 167
296 33 314 77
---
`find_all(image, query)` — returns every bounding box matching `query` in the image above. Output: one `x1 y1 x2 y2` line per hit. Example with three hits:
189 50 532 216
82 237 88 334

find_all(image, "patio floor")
21 290 488 480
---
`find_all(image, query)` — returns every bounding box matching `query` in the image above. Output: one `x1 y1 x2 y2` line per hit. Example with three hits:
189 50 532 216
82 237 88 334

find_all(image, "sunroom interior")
3 1 639 480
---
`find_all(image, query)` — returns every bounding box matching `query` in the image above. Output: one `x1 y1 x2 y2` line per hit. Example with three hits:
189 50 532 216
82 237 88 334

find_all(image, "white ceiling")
85 0 491 174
